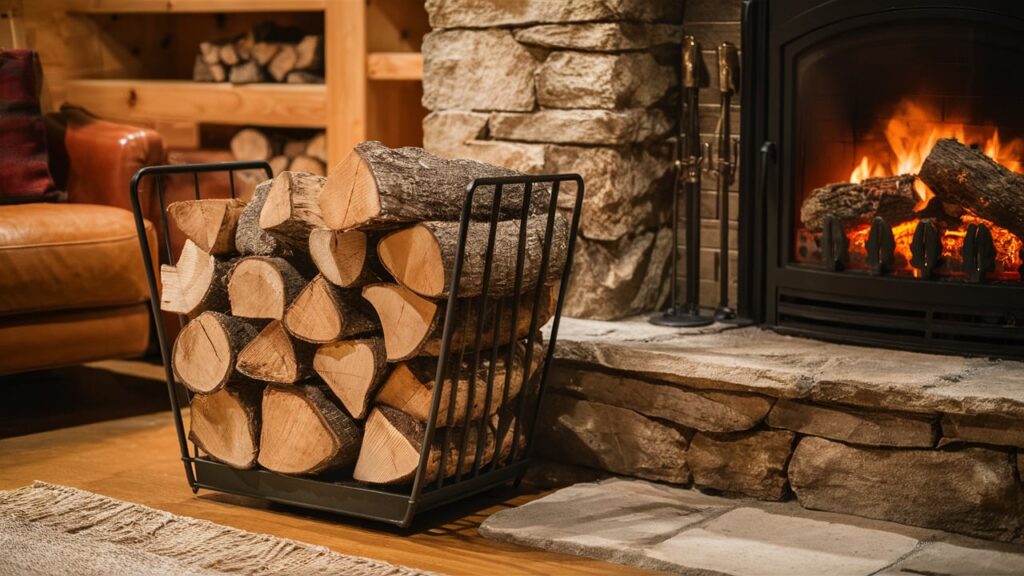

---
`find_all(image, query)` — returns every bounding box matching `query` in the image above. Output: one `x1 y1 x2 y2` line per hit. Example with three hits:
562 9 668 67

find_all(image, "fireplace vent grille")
776 290 1024 358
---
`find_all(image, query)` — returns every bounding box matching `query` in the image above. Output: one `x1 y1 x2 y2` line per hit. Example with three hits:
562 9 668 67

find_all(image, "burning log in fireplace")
800 174 918 232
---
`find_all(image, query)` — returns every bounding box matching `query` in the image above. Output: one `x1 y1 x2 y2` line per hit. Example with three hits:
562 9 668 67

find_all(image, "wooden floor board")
0 411 654 575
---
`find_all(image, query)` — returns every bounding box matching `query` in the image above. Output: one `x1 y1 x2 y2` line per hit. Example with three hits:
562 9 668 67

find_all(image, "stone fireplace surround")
421 0 1024 545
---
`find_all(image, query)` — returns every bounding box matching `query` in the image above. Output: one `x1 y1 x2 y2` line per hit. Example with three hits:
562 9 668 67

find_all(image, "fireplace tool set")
651 37 741 326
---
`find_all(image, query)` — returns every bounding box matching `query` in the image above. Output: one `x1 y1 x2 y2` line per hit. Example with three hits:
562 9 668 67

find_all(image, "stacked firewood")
193 22 324 85
163 141 567 484
230 128 327 176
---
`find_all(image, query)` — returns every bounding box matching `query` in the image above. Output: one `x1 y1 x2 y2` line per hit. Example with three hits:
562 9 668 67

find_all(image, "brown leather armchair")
0 107 164 374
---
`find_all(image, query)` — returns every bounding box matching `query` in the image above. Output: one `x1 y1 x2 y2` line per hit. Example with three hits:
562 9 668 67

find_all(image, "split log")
305 132 327 163
286 70 324 84
228 256 308 320
236 320 317 383
375 341 540 427
257 171 327 252
294 34 324 70
251 42 280 66
172 311 258 393
235 32 255 61
919 137 1024 239
236 180 285 256
168 198 245 255
361 283 556 361
319 141 550 230
193 55 224 82
189 384 262 469
159 240 230 316
313 337 387 420
288 154 326 176
353 406 499 485
268 44 298 82
269 155 290 175
282 139 307 160
800 174 918 232
199 42 220 65
218 43 239 66
258 383 361 475
229 61 267 84
378 214 569 299
231 128 273 162
282 275 378 343
308 228 385 288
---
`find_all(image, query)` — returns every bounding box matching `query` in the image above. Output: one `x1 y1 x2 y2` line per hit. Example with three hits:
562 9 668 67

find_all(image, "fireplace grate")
776 289 1024 358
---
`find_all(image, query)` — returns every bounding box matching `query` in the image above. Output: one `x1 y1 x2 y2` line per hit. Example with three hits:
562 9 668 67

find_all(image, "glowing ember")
802 98 1024 281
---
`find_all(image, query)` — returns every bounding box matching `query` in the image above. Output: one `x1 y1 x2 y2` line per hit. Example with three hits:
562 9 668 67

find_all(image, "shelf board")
67 0 325 13
64 79 326 128
367 52 423 81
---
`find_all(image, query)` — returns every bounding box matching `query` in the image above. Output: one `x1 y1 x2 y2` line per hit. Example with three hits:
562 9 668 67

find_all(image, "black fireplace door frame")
740 0 1024 357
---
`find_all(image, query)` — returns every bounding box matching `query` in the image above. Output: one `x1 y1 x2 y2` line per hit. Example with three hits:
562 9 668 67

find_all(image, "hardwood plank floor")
0 411 654 575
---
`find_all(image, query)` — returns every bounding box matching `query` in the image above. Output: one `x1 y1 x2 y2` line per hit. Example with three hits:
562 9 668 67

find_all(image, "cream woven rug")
0 482 438 576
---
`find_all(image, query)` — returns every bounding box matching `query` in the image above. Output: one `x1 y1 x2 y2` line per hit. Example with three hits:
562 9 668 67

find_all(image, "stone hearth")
539 318 1024 543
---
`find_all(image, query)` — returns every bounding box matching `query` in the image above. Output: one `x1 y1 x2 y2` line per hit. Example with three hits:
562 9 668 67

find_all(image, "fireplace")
741 0 1024 357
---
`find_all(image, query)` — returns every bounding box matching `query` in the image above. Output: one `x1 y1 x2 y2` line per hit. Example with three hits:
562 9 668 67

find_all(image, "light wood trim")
326 0 366 167
64 79 326 128
366 52 423 81
66 0 326 13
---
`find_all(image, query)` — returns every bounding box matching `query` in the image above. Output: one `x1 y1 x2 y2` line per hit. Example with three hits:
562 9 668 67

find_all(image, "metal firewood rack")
129 160 583 528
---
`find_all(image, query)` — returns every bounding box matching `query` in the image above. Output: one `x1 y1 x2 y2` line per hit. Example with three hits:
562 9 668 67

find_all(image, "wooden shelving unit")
21 0 428 166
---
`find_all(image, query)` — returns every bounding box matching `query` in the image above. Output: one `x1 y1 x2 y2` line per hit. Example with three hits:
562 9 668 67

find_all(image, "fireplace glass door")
748 2 1024 357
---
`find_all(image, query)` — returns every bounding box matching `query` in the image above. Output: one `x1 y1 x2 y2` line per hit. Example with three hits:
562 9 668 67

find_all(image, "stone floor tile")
878 539 1024 575
647 507 920 576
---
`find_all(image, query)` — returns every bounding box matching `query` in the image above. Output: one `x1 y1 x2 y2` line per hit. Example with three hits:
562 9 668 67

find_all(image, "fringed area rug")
0 482 438 576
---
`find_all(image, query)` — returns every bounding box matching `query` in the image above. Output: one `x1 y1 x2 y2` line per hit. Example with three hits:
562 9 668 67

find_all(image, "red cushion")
0 49 60 203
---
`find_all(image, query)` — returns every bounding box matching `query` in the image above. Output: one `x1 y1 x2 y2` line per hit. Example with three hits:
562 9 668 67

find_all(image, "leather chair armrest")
59 106 166 212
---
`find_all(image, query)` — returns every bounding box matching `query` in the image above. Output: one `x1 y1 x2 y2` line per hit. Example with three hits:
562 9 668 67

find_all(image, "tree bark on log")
228 256 309 320
236 180 288 256
919 137 1024 239
258 383 361 475
168 198 245 255
377 213 569 298
374 341 540 427
288 155 326 176
319 141 550 230
159 240 230 316
189 384 262 469
353 405 497 485
173 311 258 394
258 171 327 253
800 174 918 232
361 283 556 362
236 320 317 384
283 275 379 343
309 228 386 288
313 337 388 420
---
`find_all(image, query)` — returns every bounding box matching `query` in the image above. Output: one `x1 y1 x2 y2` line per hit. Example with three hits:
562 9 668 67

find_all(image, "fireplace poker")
704 42 740 321
650 35 713 327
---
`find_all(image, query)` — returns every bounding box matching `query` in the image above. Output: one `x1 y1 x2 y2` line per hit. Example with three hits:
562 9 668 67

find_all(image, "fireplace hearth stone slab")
550 317 1024 419
481 478 1024 576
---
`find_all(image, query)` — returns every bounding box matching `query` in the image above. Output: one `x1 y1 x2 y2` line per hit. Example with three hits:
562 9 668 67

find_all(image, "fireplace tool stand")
704 42 744 323
651 35 714 327
129 161 584 528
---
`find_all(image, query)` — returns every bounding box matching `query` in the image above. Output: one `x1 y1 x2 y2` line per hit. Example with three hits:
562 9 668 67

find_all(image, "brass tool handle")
682 36 702 89
717 42 739 96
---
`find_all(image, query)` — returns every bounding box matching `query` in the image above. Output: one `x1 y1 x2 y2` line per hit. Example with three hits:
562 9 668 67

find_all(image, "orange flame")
830 99 1024 280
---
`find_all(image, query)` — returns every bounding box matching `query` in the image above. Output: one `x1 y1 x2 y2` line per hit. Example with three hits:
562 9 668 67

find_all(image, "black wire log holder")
129 161 584 528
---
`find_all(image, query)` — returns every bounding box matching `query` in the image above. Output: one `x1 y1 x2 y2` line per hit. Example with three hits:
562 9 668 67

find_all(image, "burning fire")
839 99 1024 279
